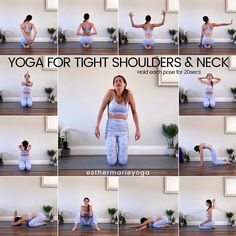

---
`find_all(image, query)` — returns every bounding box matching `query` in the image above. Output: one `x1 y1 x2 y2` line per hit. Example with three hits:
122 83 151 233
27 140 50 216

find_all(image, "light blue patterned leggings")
152 216 169 228
75 213 97 226
203 95 215 108
19 156 31 171
143 38 154 47
80 36 93 46
28 213 46 227
21 94 32 107
198 220 214 229
105 119 128 166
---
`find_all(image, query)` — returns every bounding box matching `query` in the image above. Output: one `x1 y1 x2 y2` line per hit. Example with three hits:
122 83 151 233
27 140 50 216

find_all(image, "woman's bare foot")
95 225 101 231
145 45 152 49
41 221 47 226
72 226 77 231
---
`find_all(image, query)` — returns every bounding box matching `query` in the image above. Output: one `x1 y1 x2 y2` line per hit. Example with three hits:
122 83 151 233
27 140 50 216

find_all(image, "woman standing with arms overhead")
128 11 166 49
95 75 140 166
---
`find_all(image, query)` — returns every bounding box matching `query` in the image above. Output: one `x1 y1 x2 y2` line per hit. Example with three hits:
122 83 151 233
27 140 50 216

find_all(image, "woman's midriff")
145 33 153 38
204 32 212 38
108 113 128 119
23 91 31 94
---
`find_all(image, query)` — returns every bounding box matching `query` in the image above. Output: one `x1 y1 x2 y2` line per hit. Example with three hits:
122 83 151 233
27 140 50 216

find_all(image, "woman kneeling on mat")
76 13 97 48
194 143 231 166
72 197 100 231
199 16 232 48
18 140 32 171
11 210 47 227
198 74 221 108
19 15 37 48
128 11 166 49
131 215 170 231
95 75 141 166
199 199 215 230
21 71 33 107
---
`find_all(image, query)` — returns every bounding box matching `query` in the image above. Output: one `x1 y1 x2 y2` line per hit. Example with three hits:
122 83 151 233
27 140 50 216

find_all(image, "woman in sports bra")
95 75 140 166
72 197 100 231
131 215 170 231
76 13 97 48
19 15 37 48
21 71 33 107
198 199 215 230
18 140 32 171
11 210 47 227
128 11 166 49
200 16 232 48
194 143 231 166
198 73 221 108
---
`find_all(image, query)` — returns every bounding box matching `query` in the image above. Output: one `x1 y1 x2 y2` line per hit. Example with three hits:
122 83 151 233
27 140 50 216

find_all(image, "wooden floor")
179 163 236 176
179 42 236 55
0 165 57 176
0 222 57 236
180 232 236 236
119 224 178 236
59 223 117 236
179 102 236 116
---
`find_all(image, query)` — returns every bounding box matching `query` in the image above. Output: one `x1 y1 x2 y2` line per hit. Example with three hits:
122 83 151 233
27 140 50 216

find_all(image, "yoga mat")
180 225 236 232
119 43 178 50
0 102 57 109
0 221 57 228
119 224 178 231
59 42 117 49
59 223 118 230
181 161 236 168
180 42 236 49
0 42 57 49
59 155 178 170
0 165 57 172
180 102 236 109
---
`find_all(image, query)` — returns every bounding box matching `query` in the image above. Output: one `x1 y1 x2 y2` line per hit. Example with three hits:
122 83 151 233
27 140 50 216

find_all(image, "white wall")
0 57 57 102
180 57 236 102
0 0 57 42
59 0 117 41
0 177 57 221
179 116 236 160
119 177 178 223
0 117 57 164
180 0 236 42
58 177 118 223
58 56 178 155
119 0 178 43
180 176 236 225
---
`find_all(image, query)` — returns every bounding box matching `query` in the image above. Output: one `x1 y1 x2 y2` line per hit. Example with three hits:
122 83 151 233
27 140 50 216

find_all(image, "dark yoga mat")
119 43 178 50
0 165 57 172
0 221 57 228
181 161 236 168
59 223 117 230
180 225 236 232
0 42 57 49
59 155 178 170
180 42 236 49
120 224 178 231
0 102 57 109
59 41 117 49
180 102 236 109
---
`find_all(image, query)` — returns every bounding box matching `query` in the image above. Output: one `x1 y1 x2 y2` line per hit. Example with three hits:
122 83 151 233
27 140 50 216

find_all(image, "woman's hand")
230 19 233 24
129 12 134 18
135 129 141 141
162 10 166 16
94 126 100 139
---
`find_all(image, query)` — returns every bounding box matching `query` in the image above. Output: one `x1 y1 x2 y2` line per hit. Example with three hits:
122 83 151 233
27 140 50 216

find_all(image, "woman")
18 140 32 171
128 11 166 49
198 74 221 108
19 15 37 48
72 197 100 231
11 210 47 227
131 215 170 231
199 16 232 48
194 143 231 166
76 13 97 48
21 71 33 107
199 199 216 230
95 75 140 166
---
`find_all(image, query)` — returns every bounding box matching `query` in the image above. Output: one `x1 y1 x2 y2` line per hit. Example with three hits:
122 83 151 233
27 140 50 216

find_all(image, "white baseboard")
6 37 52 43
188 98 235 102
68 146 167 156
4 160 50 165
4 97 48 102
188 38 231 43
63 218 111 224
